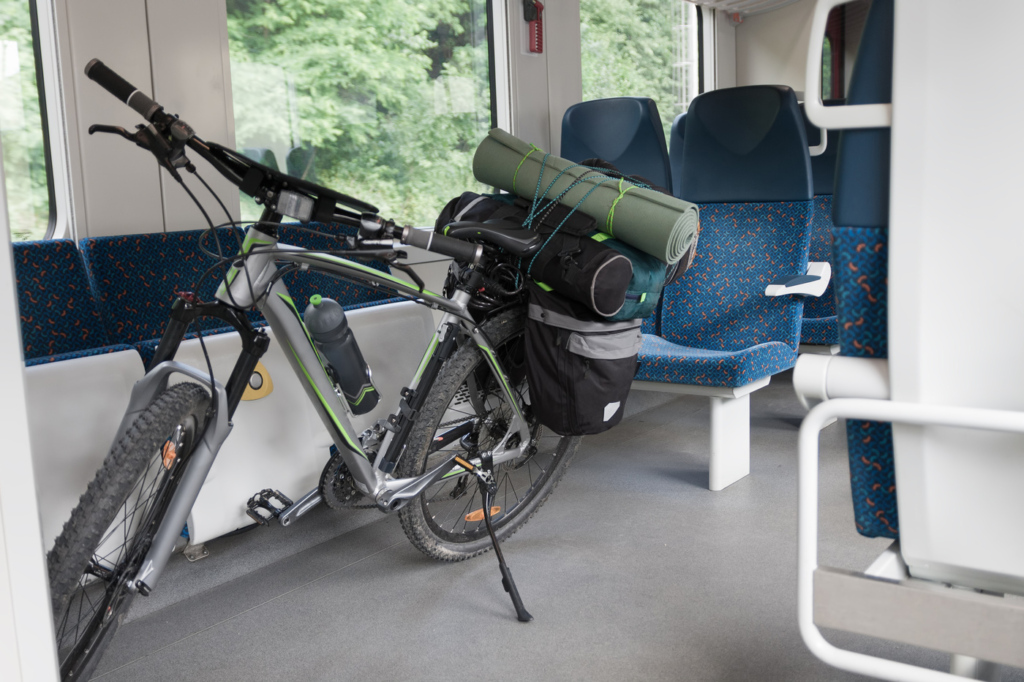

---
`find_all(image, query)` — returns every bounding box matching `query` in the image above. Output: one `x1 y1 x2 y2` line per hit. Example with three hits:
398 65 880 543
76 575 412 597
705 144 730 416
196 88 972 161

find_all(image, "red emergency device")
528 1 544 53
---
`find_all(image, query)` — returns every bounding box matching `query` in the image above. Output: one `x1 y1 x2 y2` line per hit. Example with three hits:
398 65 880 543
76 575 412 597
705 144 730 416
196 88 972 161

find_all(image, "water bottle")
303 294 379 415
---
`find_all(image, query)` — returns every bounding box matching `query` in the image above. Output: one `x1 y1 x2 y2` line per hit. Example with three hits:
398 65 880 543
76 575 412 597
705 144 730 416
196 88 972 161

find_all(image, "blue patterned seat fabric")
13 240 134 367
834 226 896 537
276 222 401 310
561 97 672 191
637 85 814 389
80 228 245 348
81 224 401 367
832 0 897 539
637 201 811 387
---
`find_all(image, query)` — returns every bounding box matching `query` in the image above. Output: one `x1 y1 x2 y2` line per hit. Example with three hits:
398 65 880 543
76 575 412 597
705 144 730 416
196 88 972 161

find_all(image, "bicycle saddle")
442 221 542 257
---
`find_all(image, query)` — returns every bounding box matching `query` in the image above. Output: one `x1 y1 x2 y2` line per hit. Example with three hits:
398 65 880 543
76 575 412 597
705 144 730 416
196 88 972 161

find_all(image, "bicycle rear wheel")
47 382 210 681
397 308 581 561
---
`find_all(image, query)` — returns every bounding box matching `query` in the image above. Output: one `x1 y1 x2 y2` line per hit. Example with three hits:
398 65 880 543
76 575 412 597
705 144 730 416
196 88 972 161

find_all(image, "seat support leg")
950 654 1002 681
708 394 751 491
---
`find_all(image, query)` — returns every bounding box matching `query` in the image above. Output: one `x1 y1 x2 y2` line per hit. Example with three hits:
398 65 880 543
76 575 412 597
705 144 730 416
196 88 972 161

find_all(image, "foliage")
580 0 695 141
227 0 492 226
0 0 50 242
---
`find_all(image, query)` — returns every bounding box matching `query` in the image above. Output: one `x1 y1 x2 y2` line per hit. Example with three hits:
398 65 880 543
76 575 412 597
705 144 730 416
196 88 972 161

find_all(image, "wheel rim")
416 330 572 544
55 415 197 677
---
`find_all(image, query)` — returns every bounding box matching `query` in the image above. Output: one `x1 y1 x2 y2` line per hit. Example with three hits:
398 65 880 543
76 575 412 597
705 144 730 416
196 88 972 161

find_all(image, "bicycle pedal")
246 488 294 525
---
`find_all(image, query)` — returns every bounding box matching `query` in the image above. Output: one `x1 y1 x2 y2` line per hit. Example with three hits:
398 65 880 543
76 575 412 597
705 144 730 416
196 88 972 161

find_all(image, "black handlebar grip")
84 59 163 122
402 227 482 266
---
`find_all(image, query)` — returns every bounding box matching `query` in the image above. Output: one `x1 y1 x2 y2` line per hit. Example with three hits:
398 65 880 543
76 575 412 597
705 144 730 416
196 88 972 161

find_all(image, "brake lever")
387 258 426 293
88 124 136 141
89 122 188 181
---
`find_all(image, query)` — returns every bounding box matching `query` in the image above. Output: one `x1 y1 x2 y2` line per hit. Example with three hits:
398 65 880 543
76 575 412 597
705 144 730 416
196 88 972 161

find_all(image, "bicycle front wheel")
47 382 210 681
397 308 581 561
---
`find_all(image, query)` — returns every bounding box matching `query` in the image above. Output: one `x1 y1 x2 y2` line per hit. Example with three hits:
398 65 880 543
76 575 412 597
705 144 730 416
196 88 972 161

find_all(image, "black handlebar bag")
525 282 642 436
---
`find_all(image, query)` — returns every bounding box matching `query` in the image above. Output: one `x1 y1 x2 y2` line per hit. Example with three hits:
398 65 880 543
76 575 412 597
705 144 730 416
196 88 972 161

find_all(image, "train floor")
87 371 1024 681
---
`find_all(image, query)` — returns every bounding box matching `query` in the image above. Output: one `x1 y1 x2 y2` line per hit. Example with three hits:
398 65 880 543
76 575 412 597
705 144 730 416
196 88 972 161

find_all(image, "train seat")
560 96 672 191
13 239 146 550
79 227 246 362
799 108 841 353
668 112 686 199
632 84 818 491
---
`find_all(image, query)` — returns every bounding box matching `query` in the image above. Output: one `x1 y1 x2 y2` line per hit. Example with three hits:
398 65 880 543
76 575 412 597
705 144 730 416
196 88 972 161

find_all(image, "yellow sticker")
241 360 274 401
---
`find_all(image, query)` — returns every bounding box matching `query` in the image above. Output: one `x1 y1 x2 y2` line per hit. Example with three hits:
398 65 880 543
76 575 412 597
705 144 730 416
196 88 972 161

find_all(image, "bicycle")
46 60 581 681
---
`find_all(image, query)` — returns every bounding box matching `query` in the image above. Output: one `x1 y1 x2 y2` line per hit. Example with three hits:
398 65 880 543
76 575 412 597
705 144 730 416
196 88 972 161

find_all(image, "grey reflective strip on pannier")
567 329 643 359
590 254 633 317
453 195 488 221
528 304 642 333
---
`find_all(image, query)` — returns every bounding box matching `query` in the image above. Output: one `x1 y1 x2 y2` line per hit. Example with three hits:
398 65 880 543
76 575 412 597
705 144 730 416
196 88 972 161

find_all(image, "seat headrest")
560 97 671 191
802 100 844 196
679 85 812 203
833 0 893 228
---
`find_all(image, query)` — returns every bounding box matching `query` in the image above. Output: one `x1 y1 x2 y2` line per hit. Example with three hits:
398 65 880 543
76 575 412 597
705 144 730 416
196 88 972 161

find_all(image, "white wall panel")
0 141 59 682
147 0 240 232
544 0 582 154
715 9 737 89
62 0 165 237
506 0 582 153
734 0 813 90
888 0 1024 590
507 0 552 149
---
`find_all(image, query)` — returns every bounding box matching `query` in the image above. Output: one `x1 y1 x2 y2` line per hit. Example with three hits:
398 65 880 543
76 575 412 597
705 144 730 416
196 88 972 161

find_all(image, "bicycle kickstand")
455 454 533 622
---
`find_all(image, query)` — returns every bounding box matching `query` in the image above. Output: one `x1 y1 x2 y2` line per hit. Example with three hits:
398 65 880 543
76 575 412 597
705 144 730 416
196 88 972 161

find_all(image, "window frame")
27 0 56 239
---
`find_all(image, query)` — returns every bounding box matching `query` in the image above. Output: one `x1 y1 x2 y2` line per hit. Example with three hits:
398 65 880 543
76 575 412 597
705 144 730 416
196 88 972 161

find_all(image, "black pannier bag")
526 232 634 317
434 191 596 236
525 282 642 436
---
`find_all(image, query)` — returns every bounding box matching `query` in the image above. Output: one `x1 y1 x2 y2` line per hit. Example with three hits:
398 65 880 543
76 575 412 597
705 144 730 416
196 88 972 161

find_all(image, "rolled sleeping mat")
472 128 699 264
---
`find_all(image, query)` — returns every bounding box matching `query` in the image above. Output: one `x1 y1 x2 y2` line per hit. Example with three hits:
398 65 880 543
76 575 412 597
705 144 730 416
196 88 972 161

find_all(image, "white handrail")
804 0 892 130
798 398 1024 681
809 130 828 157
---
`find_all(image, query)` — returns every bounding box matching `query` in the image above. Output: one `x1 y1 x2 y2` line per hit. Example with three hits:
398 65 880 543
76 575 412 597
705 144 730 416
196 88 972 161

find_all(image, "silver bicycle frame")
128 224 532 592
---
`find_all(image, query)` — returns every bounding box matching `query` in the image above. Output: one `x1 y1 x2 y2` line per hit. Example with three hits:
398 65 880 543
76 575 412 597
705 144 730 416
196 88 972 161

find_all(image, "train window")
226 0 494 226
0 0 53 242
822 0 872 100
822 7 843 99
579 0 702 140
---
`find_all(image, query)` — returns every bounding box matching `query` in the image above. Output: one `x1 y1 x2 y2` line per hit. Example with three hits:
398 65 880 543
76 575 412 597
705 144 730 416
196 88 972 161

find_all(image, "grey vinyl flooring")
89 372 1024 681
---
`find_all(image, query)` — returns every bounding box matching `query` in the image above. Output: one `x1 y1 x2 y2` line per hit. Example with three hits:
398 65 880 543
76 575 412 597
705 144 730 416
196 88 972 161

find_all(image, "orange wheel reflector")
465 506 501 522
162 441 177 470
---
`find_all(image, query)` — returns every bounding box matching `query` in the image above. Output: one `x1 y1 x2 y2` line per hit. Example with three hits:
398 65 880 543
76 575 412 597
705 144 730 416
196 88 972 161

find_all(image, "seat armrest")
764 262 831 298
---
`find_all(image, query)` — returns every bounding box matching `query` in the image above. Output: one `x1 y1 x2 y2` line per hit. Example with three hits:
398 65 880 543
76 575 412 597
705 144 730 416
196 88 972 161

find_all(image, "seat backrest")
800 103 842 329
80 227 245 344
830 0 897 539
286 146 317 181
277 223 397 310
13 239 113 362
660 85 813 352
242 147 280 172
668 113 686 199
560 97 671 191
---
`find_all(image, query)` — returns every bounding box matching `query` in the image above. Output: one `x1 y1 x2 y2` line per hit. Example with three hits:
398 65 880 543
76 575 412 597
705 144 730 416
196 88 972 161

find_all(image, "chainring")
319 449 367 510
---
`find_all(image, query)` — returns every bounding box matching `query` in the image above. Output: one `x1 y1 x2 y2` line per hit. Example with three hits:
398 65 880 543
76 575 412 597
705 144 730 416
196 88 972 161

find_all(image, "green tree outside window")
227 0 493 227
0 0 50 242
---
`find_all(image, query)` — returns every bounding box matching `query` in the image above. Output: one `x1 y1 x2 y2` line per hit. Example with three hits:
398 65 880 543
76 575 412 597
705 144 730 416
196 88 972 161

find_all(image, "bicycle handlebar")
85 59 167 124
402 227 482 266
85 59 487 266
